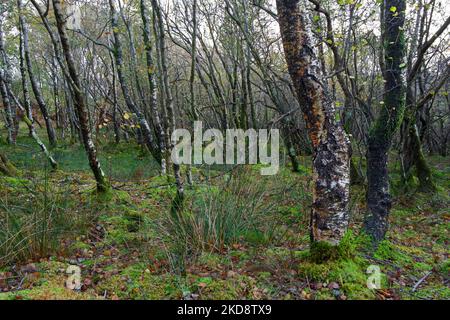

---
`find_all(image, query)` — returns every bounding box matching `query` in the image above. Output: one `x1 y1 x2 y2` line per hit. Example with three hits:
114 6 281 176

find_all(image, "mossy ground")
0 129 448 300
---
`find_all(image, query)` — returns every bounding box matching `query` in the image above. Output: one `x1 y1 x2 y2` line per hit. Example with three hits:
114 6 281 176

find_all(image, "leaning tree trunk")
0 152 17 177
364 0 407 243
140 0 167 174
5 84 58 170
0 75 14 145
52 0 109 193
276 0 351 246
19 0 57 148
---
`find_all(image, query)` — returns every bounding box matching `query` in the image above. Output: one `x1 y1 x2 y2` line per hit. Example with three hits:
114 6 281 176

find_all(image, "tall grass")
0 170 95 266
159 167 282 272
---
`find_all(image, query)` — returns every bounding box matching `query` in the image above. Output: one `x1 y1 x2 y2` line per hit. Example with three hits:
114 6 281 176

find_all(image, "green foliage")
159 168 280 270
297 257 377 299
309 231 359 263
97 263 183 299
1 123 448 300
188 274 256 300
2 133 160 181
0 174 96 266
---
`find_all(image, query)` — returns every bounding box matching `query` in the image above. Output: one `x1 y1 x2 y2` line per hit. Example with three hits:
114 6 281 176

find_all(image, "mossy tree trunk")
0 152 17 177
399 5 450 192
52 0 110 193
401 95 436 193
276 0 351 245
364 0 407 243
140 0 167 175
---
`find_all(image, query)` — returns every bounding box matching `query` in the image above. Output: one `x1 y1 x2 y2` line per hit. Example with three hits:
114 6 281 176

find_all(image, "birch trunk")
276 0 351 245
52 0 109 193
19 0 57 148
151 0 184 206
140 0 167 174
18 1 34 137
109 0 161 167
0 14 15 145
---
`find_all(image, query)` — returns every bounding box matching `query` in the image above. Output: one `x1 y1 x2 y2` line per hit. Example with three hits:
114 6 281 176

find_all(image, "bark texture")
364 0 407 242
152 0 184 205
19 0 57 148
0 15 15 145
276 0 351 245
109 0 161 166
52 0 109 192
140 0 167 174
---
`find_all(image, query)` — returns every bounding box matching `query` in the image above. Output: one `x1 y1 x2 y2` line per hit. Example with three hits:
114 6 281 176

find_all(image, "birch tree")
19 0 57 148
0 7 15 145
276 0 351 247
109 0 163 170
52 0 110 193
151 0 185 208
140 0 167 174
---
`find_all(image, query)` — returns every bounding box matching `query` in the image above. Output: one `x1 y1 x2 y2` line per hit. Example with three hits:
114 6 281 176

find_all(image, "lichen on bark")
276 0 351 246
364 0 407 243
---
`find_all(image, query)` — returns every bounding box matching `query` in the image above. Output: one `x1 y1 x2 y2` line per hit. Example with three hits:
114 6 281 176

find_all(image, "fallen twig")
412 271 432 292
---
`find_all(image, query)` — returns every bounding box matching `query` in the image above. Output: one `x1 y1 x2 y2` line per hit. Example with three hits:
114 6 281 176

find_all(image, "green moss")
190 275 256 300
70 241 91 252
99 213 140 246
97 268 183 299
412 262 432 272
0 261 98 300
0 277 98 300
90 189 131 204
298 258 378 300
265 247 291 261
197 252 230 269
123 210 144 232
373 240 413 265
0 176 30 188
309 231 359 263
243 230 270 245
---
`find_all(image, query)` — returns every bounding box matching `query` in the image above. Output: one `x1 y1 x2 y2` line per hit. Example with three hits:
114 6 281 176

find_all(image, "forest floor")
0 130 449 300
